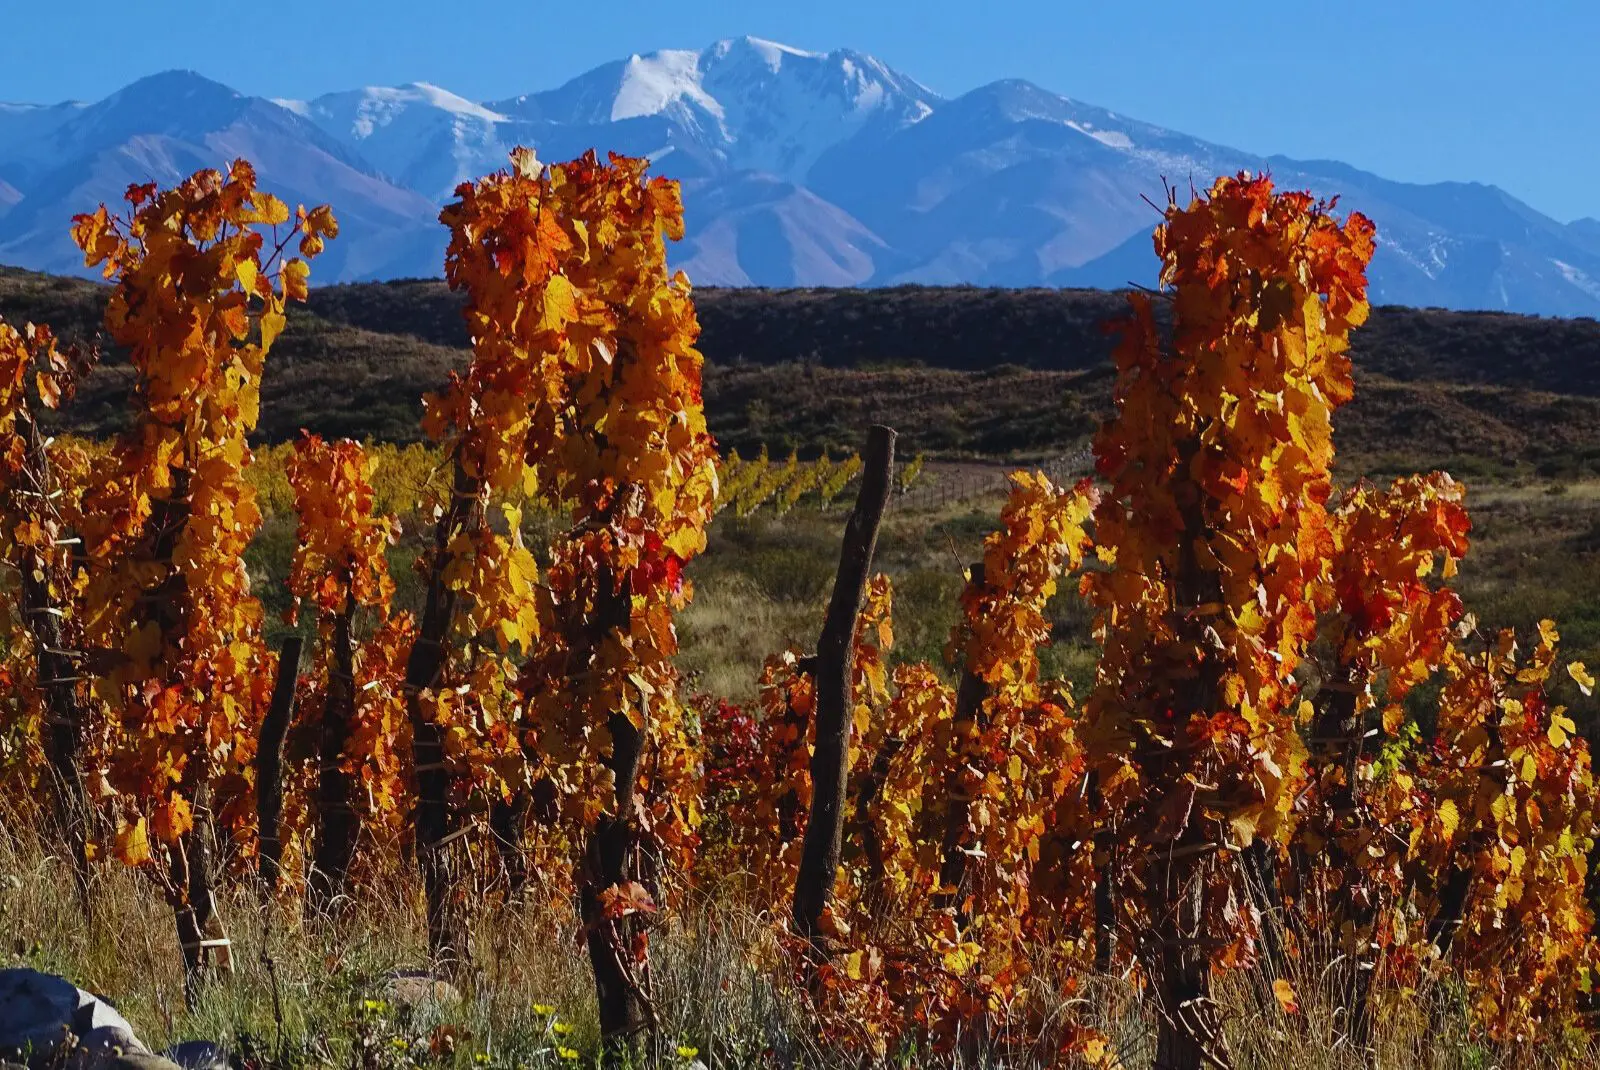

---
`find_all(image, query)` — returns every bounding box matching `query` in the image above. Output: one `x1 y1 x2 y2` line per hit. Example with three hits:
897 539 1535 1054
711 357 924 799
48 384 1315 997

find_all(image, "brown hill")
5 266 1600 476
301 279 1600 392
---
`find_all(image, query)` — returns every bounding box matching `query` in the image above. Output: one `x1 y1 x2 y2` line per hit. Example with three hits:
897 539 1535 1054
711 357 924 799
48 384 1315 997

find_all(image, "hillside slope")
5 267 1600 478
299 278 1600 391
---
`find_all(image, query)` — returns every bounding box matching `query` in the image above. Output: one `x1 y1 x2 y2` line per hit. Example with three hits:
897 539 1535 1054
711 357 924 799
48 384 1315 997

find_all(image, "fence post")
793 425 896 951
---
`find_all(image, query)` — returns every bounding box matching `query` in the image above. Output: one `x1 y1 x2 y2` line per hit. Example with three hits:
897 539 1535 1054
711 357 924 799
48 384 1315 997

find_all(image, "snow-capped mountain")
0 37 1596 317
493 38 937 181
276 83 517 203
0 70 442 280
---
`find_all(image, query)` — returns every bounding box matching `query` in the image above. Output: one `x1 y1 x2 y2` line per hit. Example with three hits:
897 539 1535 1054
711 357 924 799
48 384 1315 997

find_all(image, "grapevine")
0 317 99 906
284 432 402 903
70 161 336 987
440 147 717 1047
1079 173 1374 1068
0 148 1592 1068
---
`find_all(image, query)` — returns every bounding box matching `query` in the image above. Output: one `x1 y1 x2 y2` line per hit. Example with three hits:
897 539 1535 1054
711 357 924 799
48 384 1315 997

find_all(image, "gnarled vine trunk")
257 635 304 896
173 782 233 1008
11 411 94 915
404 459 482 968
935 562 990 926
309 606 360 909
1146 454 1233 1070
1087 769 1118 971
1296 681 1380 1052
578 562 654 1063
849 732 905 921
583 712 649 1056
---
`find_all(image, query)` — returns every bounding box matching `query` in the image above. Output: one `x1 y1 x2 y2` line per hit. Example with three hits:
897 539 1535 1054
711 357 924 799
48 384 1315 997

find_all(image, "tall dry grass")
3 808 1592 1069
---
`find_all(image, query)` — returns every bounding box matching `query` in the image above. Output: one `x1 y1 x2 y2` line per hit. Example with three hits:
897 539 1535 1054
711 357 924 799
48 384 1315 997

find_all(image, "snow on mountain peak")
297 83 509 141
280 82 517 201
483 39 938 182
399 83 509 121
711 36 825 71
1067 121 1134 149
613 49 723 123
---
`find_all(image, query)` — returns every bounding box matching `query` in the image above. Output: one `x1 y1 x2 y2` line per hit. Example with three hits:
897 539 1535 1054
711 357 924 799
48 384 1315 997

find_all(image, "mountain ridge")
0 38 1595 316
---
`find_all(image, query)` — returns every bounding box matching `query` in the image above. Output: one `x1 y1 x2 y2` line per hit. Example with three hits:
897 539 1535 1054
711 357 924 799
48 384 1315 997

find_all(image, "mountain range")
2 37 1597 316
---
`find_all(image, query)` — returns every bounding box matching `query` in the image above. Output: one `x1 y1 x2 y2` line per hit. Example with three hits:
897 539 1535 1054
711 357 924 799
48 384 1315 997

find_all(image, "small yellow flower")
390 1038 408 1050
361 998 389 1014
552 1022 574 1036
532 1003 555 1017
474 1055 491 1066
557 1048 579 1061
676 1046 699 1059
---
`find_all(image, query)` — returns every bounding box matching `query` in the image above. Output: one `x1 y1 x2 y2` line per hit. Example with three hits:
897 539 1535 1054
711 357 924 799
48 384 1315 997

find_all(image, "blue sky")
2 0 1593 222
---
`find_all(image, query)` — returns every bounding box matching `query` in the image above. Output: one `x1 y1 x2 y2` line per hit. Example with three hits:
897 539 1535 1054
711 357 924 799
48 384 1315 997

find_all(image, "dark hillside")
6 266 1600 472
0 267 468 443
301 279 1600 394
12 266 1600 394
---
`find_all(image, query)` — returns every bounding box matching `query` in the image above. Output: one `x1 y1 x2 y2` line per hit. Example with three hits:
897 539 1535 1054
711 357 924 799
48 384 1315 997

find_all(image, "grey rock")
0 968 77 1058
0 968 149 1064
159 1042 229 1070
77 1026 144 1053
91 1057 181 1070
383 969 461 1006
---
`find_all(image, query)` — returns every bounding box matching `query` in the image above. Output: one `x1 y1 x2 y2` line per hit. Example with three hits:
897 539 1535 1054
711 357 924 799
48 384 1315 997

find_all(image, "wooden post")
792 424 896 948
257 635 304 895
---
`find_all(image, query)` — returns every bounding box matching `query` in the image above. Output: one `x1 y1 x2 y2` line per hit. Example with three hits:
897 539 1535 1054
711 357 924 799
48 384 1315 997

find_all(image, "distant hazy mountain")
1 38 1595 315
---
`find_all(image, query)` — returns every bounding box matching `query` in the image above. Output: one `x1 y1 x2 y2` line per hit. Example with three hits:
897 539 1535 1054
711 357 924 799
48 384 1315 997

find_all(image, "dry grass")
3 817 1593 1069
667 473 1600 729
0 812 808 1067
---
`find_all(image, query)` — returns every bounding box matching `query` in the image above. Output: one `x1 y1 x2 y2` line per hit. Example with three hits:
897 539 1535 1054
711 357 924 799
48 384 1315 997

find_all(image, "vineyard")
0 150 1597 1070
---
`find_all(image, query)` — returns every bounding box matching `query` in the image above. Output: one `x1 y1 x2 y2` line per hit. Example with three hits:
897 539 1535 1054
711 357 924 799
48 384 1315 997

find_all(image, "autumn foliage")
0 156 1596 1070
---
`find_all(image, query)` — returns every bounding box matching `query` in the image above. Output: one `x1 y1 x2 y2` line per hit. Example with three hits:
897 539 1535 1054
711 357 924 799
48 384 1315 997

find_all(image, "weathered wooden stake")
792 424 896 948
